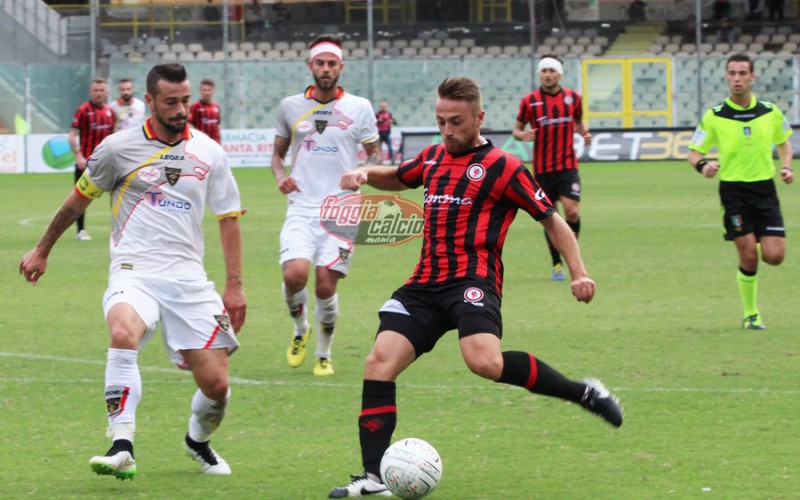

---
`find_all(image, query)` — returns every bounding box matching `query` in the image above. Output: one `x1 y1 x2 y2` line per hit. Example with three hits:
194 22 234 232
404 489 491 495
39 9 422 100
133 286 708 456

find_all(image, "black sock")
109 438 134 458
544 231 562 266
359 380 397 477
497 351 585 403
567 218 581 239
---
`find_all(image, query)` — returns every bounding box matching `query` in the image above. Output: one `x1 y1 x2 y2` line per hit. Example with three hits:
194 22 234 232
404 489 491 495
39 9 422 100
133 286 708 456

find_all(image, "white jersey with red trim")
275 86 378 216
79 120 242 278
109 97 147 131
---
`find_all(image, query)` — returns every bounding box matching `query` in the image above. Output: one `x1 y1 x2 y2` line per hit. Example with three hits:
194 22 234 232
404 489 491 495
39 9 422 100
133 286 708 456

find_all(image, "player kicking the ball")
328 77 622 498
20 63 246 480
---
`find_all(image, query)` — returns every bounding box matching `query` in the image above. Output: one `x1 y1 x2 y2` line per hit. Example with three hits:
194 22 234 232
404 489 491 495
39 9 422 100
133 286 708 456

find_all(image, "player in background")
375 100 397 164
109 77 147 132
688 53 793 330
189 78 222 144
20 63 246 479
512 54 591 281
272 34 380 377
328 76 621 498
68 79 115 241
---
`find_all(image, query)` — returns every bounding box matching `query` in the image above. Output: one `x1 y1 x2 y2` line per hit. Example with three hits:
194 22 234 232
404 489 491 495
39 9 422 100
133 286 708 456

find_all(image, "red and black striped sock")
497 351 584 403
359 379 397 477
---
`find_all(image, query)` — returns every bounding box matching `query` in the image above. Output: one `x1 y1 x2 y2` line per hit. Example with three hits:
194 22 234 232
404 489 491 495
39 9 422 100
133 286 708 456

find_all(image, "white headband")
309 42 343 62
537 57 564 75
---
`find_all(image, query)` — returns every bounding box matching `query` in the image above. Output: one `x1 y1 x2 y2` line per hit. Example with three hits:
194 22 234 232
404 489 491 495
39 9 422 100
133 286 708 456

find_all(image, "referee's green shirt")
689 95 793 182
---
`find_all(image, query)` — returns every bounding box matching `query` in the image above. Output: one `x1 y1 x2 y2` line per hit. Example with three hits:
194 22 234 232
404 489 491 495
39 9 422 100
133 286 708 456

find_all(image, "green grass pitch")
1 160 798 498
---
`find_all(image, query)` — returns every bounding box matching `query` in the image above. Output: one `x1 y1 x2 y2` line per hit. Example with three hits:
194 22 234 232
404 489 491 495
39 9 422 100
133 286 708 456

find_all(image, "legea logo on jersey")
320 193 424 246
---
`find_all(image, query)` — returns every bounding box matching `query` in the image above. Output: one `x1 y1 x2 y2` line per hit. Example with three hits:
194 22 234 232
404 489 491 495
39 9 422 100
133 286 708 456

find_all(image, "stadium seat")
748 42 764 53
452 46 469 56
376 40 391 49
239 42 255 52
443 39 459 48
256 41 272 51
519 45 533 56
350 48 367 58
503 45 519 56
247 50 265 60
187 43 203 53
393 39 408 49
213 51 226 61
427 39 443 48
230 50 247 61
409 39 425 49
777 25 793 35
461 38 476 47
274 41 289 51
486 45 502 56
418 47 435 57
265 49 282 60
195 51 213 61
282 49 300 59
401 47 417 57
162 52 178 62
435 47 452 57
771 34 787 44
469 46 486 56
143 52 160 61
754 34 770 44
170 43 187 53
342 40 358 50
178 52 195 62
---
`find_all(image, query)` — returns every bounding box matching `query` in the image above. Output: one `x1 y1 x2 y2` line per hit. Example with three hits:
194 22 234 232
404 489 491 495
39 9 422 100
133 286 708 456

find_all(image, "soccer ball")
380 438 443 499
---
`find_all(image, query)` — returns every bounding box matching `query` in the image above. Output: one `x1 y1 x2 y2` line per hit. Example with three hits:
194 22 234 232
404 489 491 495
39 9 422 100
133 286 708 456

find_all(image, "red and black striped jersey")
71 101 115 159
189 100 222 143
516 87 583 174
397 141 555 295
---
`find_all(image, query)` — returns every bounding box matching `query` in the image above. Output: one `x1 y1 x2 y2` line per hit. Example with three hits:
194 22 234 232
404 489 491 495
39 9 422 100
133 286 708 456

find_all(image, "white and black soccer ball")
380 438 443 499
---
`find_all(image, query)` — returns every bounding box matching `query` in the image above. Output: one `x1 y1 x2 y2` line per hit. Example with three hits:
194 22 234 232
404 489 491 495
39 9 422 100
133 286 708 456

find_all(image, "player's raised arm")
20 190 93 285
539 212 595 303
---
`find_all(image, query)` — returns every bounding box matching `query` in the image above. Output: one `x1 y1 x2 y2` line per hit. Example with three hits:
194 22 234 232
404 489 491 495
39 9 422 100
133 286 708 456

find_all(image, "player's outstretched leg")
498 351 623 427
89 440 137 480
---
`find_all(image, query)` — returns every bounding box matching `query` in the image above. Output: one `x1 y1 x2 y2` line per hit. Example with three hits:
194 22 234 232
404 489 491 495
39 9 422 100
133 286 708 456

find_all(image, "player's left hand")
571 276 595 303
781 167 794 184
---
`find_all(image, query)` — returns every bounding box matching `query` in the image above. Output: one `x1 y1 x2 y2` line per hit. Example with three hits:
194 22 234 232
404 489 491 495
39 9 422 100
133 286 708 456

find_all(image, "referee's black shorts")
719 179 785 241
535 169 581 202
377 278 503 358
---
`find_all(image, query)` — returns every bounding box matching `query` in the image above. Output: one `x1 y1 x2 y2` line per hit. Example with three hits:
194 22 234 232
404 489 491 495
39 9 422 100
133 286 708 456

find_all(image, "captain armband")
75 171 105 199
694 159 708 174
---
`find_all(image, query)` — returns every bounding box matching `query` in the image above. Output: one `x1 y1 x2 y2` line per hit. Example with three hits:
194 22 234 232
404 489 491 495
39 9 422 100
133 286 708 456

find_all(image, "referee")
688 53 794 330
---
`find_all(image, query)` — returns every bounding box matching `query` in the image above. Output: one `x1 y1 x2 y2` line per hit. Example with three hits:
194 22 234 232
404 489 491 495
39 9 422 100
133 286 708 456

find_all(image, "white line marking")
1 351 799 394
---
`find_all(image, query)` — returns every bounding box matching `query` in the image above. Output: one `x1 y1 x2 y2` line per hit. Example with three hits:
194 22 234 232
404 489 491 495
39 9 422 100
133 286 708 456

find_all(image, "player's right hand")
571 276 595 303
703 161 720 178
19 248 47 286
276 176 299 194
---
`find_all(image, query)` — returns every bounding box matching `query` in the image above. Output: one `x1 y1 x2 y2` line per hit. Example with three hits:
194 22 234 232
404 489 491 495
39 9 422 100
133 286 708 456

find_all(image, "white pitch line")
1 351 799 394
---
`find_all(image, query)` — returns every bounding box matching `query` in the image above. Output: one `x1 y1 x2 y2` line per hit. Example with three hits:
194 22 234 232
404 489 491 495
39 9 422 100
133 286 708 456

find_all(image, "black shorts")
535 169 581 202
719 180 785 241
377 278 503 358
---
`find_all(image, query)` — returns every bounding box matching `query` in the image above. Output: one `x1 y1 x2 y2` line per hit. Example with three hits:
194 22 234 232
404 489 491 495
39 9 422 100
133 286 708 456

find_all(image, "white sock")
315 293 338 359
282 283 308 335
188 387 230 443
104 348 141 438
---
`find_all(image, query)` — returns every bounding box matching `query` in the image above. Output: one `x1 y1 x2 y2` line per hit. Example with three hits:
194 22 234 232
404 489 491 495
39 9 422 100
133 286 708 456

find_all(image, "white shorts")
279 212 354 275
102 275 240 370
